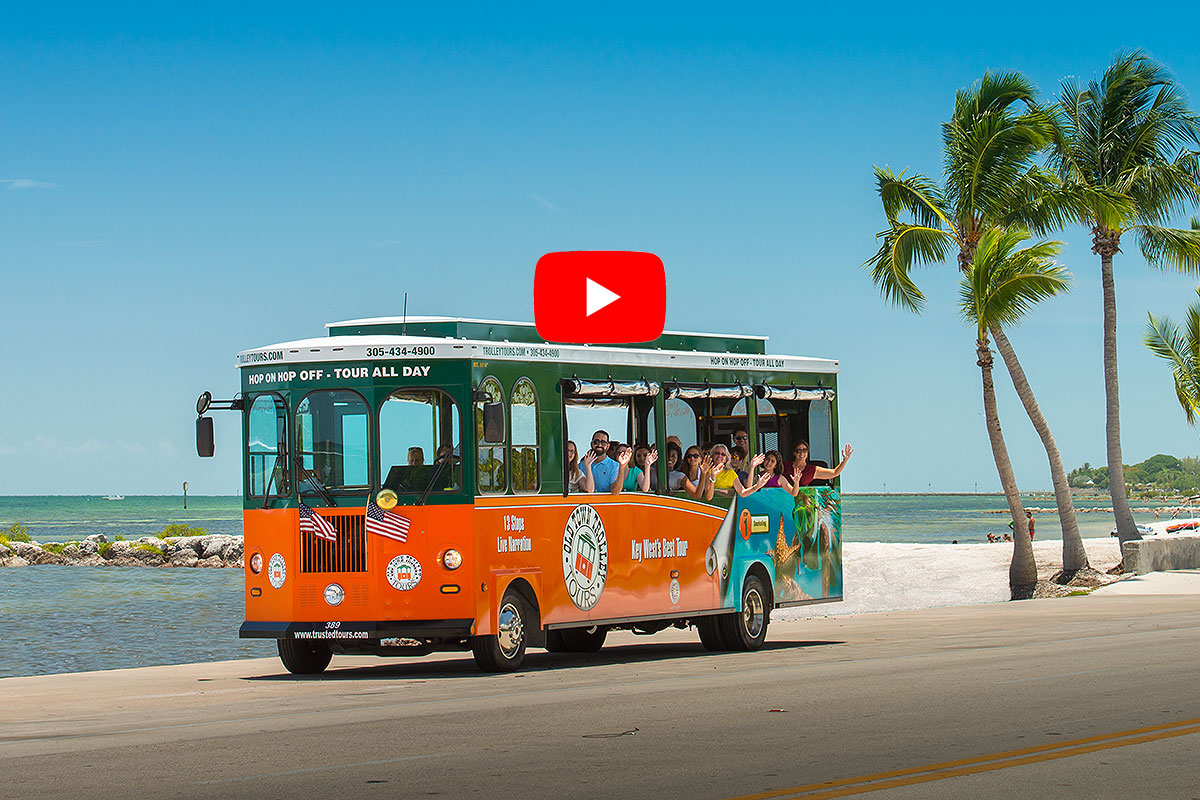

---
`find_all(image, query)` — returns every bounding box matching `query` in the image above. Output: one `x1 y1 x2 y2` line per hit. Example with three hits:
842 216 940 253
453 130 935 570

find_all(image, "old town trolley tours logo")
562 504 608 611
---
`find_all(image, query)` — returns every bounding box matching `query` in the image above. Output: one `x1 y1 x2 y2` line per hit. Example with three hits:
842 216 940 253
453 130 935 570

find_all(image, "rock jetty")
0 534 243 568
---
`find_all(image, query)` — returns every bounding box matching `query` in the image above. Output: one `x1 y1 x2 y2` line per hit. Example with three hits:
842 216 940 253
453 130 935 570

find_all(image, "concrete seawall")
1122 535 1200 574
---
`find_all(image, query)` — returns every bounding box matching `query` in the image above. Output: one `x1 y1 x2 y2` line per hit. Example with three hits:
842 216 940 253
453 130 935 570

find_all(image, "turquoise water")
0 493 1170 678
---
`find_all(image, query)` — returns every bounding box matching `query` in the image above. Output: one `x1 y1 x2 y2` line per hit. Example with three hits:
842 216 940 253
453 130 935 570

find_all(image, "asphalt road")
3 590 1199 800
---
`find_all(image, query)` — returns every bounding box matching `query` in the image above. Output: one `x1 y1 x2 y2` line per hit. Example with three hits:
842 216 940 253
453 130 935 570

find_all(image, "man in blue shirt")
580 429 620 493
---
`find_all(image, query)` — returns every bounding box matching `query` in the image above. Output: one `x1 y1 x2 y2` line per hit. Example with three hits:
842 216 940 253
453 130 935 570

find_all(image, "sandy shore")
781 537 1123 619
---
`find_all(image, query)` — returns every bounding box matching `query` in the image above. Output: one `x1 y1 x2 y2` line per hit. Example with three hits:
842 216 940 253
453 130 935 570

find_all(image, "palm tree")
962 229 1071 596
1051 51 1200 545
1145 223 1200 423
865 71 1090 572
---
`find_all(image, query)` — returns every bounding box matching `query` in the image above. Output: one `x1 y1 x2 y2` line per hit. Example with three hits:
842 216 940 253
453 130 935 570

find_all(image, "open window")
756 385 837 484
295 390 370 493
476 377 507 494
562 378 660 494
247 393 289 498
379 389 461 495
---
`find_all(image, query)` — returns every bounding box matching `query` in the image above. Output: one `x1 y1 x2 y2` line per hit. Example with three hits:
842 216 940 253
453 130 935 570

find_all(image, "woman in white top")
566 440 587 493
665 443 688 491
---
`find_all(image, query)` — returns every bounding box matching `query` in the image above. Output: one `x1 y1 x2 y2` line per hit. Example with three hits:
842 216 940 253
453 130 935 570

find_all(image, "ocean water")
0 493 1173 678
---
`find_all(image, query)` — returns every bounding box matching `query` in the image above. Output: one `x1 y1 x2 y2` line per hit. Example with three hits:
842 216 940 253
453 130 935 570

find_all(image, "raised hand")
750 453 765 468
755 472 771 488
700 455 714 475
617 449 632 466
582 451 597 469
842 444 854 459
646 448 659 467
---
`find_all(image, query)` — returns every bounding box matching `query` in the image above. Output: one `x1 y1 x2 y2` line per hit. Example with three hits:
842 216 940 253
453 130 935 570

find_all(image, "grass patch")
157 523 208 538
133 543 164 557
114 534 126 541
1067 589 1092 596
98 542 113 557
42 543 69 555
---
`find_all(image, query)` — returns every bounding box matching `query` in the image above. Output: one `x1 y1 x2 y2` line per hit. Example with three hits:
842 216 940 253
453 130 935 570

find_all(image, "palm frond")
960 228 1069 336
1136 224 1200 275
873 166 953 231
863 223 955 312
1144 302 1200 424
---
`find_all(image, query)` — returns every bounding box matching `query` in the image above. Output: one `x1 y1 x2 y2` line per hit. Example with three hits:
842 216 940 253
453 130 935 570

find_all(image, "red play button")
534 251 666 344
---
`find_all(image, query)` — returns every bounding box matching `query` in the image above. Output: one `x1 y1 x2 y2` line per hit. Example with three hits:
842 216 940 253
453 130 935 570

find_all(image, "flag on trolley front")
366 499 410 543
298 502 337 542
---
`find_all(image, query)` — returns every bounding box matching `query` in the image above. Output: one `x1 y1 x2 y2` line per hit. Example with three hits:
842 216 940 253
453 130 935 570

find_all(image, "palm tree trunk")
978 337 1036 597
989 324 1089 573
1099 247 1139 544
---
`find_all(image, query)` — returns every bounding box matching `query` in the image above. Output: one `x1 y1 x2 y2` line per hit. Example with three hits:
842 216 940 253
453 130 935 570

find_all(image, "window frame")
509 377 540 494
245 392 290 500
475 375 508 495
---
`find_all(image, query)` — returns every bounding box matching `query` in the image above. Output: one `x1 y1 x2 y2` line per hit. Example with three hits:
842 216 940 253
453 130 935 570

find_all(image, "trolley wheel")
696 615 731 651
720 573 770 651
471 588 530 672
277 638 333 675
557 626 607 653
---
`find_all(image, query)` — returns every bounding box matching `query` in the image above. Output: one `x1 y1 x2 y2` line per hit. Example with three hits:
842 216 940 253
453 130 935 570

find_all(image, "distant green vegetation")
1 523 32 544
157 523 208 539
134 542 164 557
1069 454 1200 494
42 542 69 555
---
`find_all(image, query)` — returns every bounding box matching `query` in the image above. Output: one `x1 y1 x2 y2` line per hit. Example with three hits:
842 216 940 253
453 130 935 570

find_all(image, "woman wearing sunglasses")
704 445 770 499
784 441 854 489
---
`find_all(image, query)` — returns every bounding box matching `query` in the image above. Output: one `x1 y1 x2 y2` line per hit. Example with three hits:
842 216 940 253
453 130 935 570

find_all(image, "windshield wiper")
294 457 337 507
417 459 451 506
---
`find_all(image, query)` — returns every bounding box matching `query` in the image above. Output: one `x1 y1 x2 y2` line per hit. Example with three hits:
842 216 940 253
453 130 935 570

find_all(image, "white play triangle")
585 277 620 317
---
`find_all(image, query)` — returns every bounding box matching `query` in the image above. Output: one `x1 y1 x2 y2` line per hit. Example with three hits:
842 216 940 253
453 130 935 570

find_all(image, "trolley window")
295 390 370 492
476 376 507 494
511 378 539 493
379 389 461 493
247 393 289 497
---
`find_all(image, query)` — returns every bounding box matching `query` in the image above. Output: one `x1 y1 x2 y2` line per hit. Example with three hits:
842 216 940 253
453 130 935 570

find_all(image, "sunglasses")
734 435 749 441
686 453 700 458
592 439 609 445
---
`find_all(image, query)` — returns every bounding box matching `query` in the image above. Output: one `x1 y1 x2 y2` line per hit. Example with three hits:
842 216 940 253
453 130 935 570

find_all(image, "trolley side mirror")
196 416 215 457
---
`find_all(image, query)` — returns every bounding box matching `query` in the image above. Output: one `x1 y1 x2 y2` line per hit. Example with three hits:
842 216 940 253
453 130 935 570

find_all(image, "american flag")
298 502 337 542
366 499 410 543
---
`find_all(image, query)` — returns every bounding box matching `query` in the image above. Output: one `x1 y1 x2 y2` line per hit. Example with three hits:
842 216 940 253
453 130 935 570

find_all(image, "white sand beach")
781 537 1124 619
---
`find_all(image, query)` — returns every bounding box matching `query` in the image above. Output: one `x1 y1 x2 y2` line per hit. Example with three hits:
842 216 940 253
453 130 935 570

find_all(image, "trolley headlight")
376 489 398 510
324 583 345 606
249 552 263 574
441 549 463 570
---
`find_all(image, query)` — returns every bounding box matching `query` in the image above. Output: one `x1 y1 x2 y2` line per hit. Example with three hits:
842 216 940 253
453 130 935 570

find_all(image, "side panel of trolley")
473 495 728 631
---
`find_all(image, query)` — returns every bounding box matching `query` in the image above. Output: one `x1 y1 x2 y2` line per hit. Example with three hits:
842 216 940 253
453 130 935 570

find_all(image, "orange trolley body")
213 317 842 673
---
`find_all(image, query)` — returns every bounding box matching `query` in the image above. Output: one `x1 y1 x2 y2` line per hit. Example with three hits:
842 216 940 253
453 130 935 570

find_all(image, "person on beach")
1007 510 1035 541
785 441 854 486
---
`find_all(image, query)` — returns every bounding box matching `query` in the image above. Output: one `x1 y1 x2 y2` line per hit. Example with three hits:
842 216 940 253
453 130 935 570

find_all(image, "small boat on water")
102 495 125 501
1111 495 1200 538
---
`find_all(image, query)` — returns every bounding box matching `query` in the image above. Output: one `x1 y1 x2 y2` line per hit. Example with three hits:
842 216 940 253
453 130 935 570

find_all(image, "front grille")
300 509 367 573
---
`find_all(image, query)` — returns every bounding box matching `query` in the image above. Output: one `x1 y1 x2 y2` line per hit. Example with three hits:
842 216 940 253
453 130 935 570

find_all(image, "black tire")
558 626 607 652
277 638 333 675
697 615 731 651
471 589 530 672
720 573 770 651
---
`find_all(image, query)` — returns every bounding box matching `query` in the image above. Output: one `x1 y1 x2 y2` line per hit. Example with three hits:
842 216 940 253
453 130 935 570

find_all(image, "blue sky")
2 3 1199 495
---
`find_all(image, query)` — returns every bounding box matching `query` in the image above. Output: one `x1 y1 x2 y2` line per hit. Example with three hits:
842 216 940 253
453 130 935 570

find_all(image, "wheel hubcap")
497 602 525 658
743 588 765 638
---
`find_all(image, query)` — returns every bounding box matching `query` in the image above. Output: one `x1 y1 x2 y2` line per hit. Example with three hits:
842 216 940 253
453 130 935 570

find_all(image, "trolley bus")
196 316 843 672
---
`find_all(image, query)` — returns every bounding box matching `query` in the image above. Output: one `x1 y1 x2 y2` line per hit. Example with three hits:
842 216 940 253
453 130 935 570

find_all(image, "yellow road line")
726 717 1200 800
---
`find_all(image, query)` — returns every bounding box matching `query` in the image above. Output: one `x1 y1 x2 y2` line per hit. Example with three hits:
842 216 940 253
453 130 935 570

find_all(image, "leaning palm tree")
1051 51 1200 545
865 70 1089 571
962 229 1071 597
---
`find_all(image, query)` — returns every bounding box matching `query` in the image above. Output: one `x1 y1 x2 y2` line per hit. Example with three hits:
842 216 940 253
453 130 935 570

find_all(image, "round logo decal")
562 504 608 611
669 577 681 605
386 554 422 591
739 509 753 541
267 553 286 589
